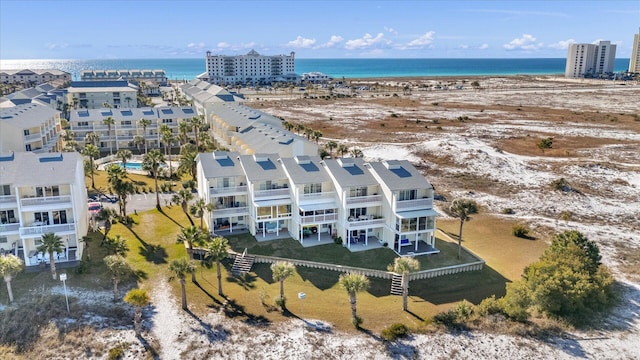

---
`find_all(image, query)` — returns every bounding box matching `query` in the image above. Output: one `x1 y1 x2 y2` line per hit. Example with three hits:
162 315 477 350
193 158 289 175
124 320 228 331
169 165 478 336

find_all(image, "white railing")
0 195 17 204
394 197 433 211
213 206 248 217
408 261 485 281
21 195 72 207
346 194 382 206
0 223 20 233
299 213 338 224
24 133 43 141
256 211 292 221
210 185 248 195
20 223 76 236
254 188 290 198
300 192 334 201
346 218 385 228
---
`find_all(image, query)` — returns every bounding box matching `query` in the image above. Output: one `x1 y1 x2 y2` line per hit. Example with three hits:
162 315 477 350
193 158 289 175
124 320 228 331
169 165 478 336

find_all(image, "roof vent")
213 152 229 160
295 156 311 165
384 160 401 170
338 158 355 167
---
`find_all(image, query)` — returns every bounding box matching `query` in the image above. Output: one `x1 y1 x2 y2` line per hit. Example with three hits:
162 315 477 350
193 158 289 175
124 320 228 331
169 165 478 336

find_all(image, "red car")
88 202 103 216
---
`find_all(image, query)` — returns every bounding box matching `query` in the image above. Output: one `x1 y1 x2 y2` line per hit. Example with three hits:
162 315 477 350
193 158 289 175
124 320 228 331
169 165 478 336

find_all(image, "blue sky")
1 0 638 59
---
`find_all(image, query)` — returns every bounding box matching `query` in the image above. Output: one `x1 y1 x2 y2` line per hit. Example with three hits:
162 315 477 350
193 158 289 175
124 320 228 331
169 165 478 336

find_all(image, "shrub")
537 137 553 152
351 315 363 328
512 224 530 238
431 102 439 106
334 236 343 245
551 178 572 192
455 300 474 320
274 296 286 309
432 309 458 328
108 346 124 360
75 260 91 274
477 295 504 316
381 323 409 341
501 208 515 215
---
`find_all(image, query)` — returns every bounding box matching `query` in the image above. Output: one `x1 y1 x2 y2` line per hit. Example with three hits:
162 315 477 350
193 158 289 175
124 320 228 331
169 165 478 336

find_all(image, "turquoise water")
118 161 143 170
0 58 632 81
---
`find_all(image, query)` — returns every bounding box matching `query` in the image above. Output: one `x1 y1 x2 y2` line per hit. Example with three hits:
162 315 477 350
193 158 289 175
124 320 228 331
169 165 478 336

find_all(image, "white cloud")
479 43 489 50
287 36 316 48
187 42 206 49
231 42 257 51
318 35 344 48
46 43 68 50
384 26 398 35
548 39 576 49
396 31 435 50
345 33 388 50
217 42 230 49
503 34 540 50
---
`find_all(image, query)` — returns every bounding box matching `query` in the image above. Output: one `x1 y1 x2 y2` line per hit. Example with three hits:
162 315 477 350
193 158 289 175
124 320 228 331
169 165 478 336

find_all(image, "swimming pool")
118 161 144 170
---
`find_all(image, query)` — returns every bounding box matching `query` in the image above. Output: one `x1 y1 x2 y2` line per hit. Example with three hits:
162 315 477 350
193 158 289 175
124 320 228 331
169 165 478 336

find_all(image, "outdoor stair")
231 254 255 276
390 274 403 295
68 248 77 261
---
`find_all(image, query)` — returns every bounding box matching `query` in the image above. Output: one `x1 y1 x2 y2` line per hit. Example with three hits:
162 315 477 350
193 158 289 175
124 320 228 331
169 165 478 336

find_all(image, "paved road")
100 192 177 214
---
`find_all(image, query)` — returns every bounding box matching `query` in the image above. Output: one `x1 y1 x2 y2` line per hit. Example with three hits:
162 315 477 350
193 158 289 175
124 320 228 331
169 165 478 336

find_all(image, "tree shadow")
367 277 391 298
125 227 168 264
226 272 257 291
221 298 271 327
515 234 537 241
135 334 160 360
192 280 224 306
156 208 184 229
405 308 424 321
184 309 229 342
252 263 274 283
296 266 339 290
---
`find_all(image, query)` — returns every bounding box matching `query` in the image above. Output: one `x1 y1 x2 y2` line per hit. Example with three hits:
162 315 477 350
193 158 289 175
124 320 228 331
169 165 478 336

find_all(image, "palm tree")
116 149 132 170
178 147 197 182
190 198 213 230
203 236 229 296
304 128 313 140
294 123 305 135
172 188 195 226
96 208 118 240
312 130 322 143
102 116 115 156
133 135 145 153
190 115 205 152
388 257 420 311
104 255 131 302
169 257 195 310
337 144 349 157
138 118 152 154
81 144 100 188
326 141 337 157
107 164 134 218
160 125 175 179
177 225 204 282
449 198 479 259
38 233 64 280
350 148 363 158
124 288 150 336
339 273 370 327
103 234 129 256
84 132 100 147
271 261 295 304
142 149 166 209
0 254 24 303
177 121 192 147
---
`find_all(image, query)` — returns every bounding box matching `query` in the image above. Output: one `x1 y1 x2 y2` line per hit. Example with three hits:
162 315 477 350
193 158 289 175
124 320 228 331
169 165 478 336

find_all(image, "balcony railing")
345 194 382 207
254 188 290 199
256 211 292 220
24 133 43 141
20 195 72 207
394 197 433 211
299 213 338 224
20 222 76 236
210 185 247 196
300 191 334 201
0 223 20 233
346 217 385 229
212 206 248 217
0 195 17 204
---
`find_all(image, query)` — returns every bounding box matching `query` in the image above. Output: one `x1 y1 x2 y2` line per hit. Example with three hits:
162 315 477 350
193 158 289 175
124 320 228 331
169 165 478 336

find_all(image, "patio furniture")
302 228 313 237
266 222 278 234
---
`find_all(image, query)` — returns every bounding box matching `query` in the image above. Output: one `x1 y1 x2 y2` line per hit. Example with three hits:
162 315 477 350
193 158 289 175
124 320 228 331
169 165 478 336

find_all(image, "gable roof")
366 160 431 191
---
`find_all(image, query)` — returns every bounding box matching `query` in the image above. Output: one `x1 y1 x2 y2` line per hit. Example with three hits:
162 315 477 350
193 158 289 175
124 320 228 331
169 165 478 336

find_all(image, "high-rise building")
630 29 640 73
199 50 300 85
565 40 616 78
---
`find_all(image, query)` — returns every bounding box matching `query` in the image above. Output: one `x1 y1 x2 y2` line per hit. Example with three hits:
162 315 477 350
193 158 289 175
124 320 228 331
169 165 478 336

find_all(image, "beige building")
200 50 300 85
0 103 61 153
630 29 640 73
0 69 70 87
565 41 617 78
67 80 138 109
0 152 89 267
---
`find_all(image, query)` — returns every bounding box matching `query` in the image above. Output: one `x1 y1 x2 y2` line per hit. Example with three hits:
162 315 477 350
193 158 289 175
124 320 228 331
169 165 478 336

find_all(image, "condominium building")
301 72 332 84
0 103 62 153
67 80 138 109
0 152 88 267
200 50 300 85
565 41 617 78
69 106 197 152
196 152 438 256
630 29 640 73
0 69 71 86
80 69 167 96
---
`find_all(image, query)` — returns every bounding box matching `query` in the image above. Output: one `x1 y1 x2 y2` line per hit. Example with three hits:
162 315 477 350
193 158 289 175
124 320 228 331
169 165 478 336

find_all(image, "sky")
1 0 638 59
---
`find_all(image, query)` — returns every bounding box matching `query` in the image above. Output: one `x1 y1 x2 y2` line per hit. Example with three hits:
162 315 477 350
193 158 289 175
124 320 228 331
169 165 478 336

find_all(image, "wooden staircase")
390 274 403 295
231 250 255 276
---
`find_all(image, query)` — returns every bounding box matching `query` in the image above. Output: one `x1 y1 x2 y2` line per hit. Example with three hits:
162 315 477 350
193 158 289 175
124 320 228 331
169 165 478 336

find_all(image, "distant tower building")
630 28 640 73
199 50 300 85
565 40 617 78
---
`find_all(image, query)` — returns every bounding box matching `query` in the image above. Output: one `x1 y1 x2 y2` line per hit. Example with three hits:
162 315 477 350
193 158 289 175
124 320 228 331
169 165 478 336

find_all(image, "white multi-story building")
67 80 138 109
69 106 197 152
0 103 62 153
0 69 70 86
565 41 617 78
196 152 438 256
200 50 300 85
80 69 167 96
630 29 640 74
0 152 88 267
301 72 332 84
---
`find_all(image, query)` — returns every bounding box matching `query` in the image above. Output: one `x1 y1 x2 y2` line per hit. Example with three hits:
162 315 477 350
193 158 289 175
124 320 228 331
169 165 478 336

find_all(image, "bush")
512 224 530 238
351 315 363 328
75 260 91 274
432 309 458 328
274 296 286 309
455 300 474 320
108 346 124 360
334 236 343 245
501 208 515 215
537 137 553 151
477 295 505 316
381 323 409 341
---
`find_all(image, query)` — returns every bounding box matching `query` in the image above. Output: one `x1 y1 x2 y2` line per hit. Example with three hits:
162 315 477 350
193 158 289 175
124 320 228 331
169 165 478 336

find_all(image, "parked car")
88 202 103 216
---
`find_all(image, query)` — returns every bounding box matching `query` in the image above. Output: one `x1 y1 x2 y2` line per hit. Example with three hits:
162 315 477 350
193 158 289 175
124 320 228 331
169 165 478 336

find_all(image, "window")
53 210 67 224
120 120 132 126
25 144 32 151
35 186 59 197
0 185 10 196
349 187 368 197
0 237 7 244
23 129 30 136
34 212 50 225
303 183 322 194
349 208 367 218
162 118 173 123
0 210 16 224
77 121 89 127
398 190 416 201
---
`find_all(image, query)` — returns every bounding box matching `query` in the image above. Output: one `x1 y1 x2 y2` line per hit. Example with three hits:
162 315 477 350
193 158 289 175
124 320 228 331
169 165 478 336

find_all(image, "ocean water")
0 58 631 81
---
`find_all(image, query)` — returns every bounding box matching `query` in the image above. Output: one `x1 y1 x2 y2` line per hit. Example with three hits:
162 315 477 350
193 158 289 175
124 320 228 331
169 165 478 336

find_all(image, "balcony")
394 197 433 211
346 216 385 229
300 192 335 201
210 185 247 196
0 223 20 234
256 211 292 221
20 222 76 237
24 133 43 142
254 187 290 199
345 194 382 207
212 206 248 217
299 213 338 224
0 194 17 205
20 195 72 207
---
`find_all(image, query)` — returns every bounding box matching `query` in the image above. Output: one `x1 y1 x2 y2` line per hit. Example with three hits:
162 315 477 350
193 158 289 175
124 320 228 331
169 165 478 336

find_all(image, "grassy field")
2 205 549 335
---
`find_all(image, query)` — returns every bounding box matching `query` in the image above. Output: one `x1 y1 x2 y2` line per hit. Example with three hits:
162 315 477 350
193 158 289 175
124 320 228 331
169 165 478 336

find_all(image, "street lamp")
60 273 70 313
298 292 306 332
